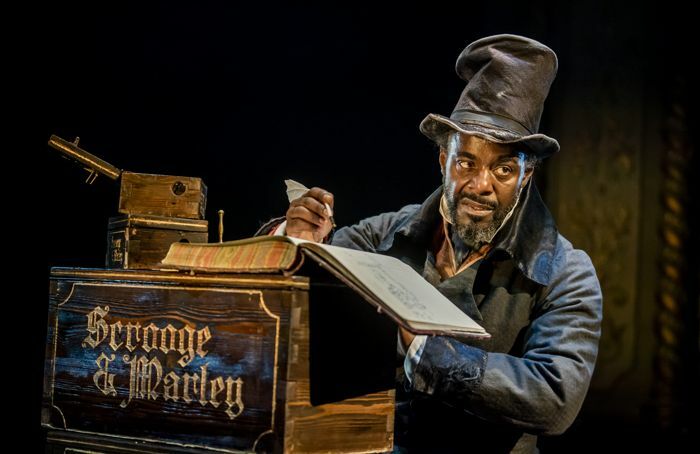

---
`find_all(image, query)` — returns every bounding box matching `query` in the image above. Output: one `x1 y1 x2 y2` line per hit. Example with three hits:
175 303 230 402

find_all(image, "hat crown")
453 34 558 135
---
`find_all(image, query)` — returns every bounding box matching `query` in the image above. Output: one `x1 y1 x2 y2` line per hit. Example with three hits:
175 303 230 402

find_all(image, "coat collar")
378 182 558 286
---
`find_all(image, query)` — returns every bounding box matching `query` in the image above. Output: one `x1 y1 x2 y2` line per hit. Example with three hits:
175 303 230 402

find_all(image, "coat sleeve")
410 244 603 436
330 204 419 251
254 216 287 236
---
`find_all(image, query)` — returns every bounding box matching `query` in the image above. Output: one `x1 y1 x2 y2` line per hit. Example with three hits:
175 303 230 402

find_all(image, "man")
258 34 602 453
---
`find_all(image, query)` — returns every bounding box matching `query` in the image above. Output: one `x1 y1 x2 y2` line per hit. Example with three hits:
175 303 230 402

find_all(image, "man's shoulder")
356 187 443 237
532 231 603 316
353 202 423 229
376 203 423 221
330 202 424 251
550 232 599 283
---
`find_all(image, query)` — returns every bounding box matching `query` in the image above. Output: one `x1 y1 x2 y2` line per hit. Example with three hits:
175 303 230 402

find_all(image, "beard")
444 189 518 250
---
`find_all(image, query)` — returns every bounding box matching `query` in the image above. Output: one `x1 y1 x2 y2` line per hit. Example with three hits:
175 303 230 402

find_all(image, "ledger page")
289 239 486 335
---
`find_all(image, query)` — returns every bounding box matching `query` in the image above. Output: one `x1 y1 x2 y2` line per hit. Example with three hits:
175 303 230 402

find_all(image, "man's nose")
468 168 493 194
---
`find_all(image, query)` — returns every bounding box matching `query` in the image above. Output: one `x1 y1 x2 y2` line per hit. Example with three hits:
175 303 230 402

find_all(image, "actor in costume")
257 34 602 453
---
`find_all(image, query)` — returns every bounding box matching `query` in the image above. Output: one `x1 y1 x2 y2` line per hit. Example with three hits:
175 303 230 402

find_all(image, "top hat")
420 34 560 158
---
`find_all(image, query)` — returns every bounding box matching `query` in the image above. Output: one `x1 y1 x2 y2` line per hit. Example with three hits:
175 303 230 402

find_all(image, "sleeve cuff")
254 216 287 236
403 335 427 384
410 336 487 396
272 220 287 236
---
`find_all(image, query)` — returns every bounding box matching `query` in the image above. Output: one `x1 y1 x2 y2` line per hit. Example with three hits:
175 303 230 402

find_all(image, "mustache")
458 192 498 209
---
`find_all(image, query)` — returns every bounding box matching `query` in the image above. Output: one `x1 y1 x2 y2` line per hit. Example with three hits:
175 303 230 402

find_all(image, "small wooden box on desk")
43 267 396 453
106 215 208 269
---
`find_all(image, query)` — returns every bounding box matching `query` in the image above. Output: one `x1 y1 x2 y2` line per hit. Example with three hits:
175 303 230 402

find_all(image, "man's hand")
286 187 334 243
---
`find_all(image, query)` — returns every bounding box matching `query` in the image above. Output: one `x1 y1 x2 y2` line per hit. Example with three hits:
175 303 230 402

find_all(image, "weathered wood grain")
106 215 208 269
118 172 207 220
282 281 395 453
45 271 290 452
44 268 395 453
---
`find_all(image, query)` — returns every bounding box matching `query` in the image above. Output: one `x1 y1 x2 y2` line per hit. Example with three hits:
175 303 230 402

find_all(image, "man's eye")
495 166 513 176
456 160 474 169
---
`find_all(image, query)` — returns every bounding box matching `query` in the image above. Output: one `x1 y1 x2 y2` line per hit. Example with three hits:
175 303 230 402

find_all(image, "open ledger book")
161 235 489 339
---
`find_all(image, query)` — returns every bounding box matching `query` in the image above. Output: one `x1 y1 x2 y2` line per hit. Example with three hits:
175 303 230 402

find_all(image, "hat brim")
419 113 559 158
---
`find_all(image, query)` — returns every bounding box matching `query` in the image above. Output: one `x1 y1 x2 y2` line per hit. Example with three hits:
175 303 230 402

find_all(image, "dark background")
27 0 698 452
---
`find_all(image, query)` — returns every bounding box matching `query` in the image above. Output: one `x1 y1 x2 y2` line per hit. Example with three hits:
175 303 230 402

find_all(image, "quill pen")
284 179 336 227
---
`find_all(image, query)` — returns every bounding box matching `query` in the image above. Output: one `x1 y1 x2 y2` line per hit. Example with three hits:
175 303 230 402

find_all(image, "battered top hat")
420 34 560 158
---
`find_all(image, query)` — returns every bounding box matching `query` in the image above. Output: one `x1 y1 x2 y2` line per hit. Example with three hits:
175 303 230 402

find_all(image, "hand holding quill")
283 179 335 243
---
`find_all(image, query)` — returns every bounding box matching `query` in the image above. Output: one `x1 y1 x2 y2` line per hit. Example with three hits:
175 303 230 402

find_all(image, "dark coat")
329 183 602 453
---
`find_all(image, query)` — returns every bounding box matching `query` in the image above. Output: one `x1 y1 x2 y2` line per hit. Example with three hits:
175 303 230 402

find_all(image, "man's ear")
439 148 447 176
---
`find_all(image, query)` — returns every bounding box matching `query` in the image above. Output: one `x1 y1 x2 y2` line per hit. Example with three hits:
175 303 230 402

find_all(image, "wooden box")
43 268 396 453
106 214 208 270
119 171 208 220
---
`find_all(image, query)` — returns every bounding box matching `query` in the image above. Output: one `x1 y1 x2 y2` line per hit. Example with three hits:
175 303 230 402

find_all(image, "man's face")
439 133 532 248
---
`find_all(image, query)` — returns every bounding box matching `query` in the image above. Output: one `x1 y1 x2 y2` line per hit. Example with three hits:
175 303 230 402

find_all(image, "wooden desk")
43 268 395 453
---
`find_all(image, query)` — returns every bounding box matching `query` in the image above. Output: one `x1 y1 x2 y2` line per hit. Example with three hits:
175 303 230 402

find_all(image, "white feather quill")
284 179 309 202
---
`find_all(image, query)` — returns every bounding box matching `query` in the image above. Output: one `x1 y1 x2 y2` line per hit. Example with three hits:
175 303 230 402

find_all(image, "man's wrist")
271 220 287 236
272 219 335 244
